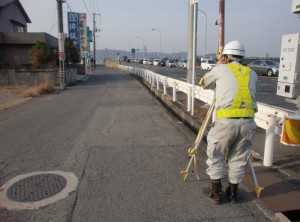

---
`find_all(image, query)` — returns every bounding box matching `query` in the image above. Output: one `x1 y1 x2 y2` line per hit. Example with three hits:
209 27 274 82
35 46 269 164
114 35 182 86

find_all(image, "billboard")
67 12 80 50
79 13 88 58
68 12 90 59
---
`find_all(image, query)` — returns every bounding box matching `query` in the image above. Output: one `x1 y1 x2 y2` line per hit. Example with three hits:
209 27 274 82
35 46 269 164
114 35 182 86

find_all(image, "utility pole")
57 0 65 90
93 13 101 69
217 0 225 60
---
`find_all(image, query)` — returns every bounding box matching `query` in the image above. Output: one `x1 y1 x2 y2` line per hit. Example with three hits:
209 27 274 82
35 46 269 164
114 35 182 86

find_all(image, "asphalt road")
128 63 298 112
0 67 276 221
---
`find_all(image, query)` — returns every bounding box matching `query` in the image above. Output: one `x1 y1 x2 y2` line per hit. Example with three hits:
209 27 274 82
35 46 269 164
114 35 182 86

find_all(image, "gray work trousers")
206 118 256 184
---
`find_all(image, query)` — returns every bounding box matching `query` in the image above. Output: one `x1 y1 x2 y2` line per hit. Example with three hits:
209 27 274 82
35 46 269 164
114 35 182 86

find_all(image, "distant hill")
93 49 217 62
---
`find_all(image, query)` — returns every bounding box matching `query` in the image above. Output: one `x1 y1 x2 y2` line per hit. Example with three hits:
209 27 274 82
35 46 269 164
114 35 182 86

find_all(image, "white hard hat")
222 41 245 57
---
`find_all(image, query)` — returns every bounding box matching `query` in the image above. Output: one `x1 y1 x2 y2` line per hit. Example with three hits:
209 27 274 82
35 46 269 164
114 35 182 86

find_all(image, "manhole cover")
7 174 67 202
0 171 78 210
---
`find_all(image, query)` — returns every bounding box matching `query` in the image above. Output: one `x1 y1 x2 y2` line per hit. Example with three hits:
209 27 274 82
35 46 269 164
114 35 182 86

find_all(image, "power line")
65 0 75 12
82 0 93 20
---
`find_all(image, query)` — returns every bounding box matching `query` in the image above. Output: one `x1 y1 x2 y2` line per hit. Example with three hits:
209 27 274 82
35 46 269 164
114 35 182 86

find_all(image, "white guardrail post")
263 114 277 167
188 87 192 112
163 78 167 95
173 82 177 102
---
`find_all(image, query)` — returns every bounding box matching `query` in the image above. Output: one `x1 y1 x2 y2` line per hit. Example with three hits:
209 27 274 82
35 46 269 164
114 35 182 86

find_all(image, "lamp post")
198 9 207 59
136 36 145 58
151 28 162 59
127 42 132 59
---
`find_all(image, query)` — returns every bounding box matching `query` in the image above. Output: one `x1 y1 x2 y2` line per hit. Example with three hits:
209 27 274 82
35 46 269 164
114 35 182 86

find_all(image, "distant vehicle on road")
166 60 176 67
148 59 154 65
177 59 187 69
153 59 160 66
158 60 166 67
200 59 217 71
247 60 279 77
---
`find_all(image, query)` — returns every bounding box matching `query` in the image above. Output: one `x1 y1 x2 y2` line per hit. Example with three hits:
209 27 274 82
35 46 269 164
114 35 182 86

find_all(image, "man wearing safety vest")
199 41 258 204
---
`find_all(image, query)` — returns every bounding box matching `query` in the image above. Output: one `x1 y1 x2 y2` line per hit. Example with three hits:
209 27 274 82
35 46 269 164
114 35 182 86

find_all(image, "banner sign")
79 13 88 58
68 12 80 50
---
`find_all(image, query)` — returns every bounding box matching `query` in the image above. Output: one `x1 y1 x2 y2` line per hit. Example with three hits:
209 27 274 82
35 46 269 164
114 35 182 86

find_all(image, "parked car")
200 59 217 71
143 59 148 65
148 59 154 65
247 60 279 77
177 59 187 69
158 60 166 67
166 60 176 67
153 59 160 66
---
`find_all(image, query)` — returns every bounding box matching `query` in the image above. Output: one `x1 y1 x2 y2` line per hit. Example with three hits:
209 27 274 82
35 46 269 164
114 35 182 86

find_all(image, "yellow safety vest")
217 64 255 118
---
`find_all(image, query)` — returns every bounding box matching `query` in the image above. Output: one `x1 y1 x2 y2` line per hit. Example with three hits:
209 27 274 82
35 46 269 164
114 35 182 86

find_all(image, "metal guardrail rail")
119 64 295 166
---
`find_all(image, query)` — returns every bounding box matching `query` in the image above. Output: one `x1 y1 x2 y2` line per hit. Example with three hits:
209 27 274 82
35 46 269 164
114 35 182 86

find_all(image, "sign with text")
58 33 65 60
79 13 88 59
68 12 80 50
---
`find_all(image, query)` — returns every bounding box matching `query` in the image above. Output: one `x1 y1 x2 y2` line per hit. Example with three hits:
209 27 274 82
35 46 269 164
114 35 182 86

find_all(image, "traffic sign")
131 48 136 54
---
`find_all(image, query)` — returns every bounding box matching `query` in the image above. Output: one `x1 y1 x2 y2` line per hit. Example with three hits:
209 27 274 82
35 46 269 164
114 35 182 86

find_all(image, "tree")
65 37 80 65
29 41 51 69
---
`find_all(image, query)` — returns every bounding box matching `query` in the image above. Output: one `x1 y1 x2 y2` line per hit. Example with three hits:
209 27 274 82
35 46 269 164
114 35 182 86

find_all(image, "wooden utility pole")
217 0 225 60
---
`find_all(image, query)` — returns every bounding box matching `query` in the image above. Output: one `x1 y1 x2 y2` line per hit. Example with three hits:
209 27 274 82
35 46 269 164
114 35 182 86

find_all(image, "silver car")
177 59 187 69
247 60 279 77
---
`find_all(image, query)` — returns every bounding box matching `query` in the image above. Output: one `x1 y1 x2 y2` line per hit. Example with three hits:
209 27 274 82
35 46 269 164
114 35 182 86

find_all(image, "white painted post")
163 78 167 95
152 74 155 86
157 76 159 90
145 70 148 82
188 87 192 112
263 114 277 167
173 82 177 102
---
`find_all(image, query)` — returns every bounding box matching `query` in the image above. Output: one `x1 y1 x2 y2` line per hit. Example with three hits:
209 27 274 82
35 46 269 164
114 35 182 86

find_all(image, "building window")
12 22 25 32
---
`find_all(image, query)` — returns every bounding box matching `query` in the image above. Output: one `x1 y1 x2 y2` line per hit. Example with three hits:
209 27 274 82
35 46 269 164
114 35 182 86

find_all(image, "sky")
19 0 300 57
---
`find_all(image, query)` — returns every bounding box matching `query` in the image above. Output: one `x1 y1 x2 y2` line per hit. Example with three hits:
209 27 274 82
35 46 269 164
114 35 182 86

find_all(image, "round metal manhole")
6 174 67 202
0 171 78 210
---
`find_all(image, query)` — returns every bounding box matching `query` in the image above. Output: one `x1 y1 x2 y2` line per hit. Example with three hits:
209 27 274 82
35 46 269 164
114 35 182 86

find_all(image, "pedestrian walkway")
109 65 300 221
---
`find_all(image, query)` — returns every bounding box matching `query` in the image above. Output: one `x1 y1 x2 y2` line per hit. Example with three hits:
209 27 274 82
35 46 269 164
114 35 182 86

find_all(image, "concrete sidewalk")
115 66 300 221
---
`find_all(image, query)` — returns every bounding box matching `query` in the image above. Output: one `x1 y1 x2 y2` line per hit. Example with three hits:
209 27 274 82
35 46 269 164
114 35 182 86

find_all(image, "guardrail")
119 64 295 166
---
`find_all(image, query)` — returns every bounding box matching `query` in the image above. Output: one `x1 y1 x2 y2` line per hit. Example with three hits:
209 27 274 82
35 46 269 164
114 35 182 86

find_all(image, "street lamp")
127 42 132 59
152 28 162 59
198 9 207 59
136 36 145 58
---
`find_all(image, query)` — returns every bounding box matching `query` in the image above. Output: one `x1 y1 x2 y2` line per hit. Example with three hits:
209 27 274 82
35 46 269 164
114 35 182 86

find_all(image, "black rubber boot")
202 179 222 204
225 183 238 203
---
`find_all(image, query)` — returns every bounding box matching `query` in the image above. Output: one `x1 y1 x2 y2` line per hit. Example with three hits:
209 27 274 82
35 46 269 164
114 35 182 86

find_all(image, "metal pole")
152 29 162 59
137 37 145 59
191 2 198 116
93 13 96 70
198 9 207 59
187 0 194 84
